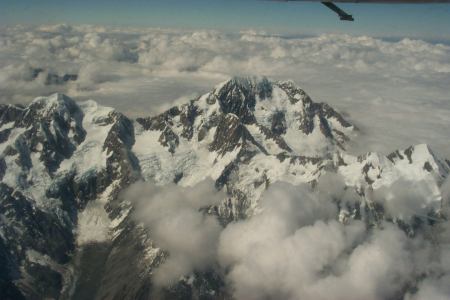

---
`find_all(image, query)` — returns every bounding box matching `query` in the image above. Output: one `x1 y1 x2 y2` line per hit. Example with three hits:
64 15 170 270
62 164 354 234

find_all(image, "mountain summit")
0 77 449 299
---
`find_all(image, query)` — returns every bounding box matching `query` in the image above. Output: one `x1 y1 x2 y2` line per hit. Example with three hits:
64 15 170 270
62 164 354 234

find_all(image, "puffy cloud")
373 179 441 221
441 176 450 209
408 275 450 300
126 180 224 286
218 182 340 268
218 182 404 300
218 182 450 300
122 175 450 299
222 221 360 300
308 225 413 300
1 24 449 158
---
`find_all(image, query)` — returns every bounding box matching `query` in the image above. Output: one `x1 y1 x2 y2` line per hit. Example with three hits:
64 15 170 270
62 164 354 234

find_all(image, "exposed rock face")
0 77 449 299
135 76 356 222
0 94 140 299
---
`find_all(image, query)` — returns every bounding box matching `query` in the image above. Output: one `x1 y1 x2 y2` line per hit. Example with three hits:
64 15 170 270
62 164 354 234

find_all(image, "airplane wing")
269 0 450 21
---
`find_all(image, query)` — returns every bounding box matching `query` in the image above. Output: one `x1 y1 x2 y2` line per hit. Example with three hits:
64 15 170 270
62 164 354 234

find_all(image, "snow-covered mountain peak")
133 77 360 220
387 143 449 179
31 92 74 108
1 80 450 299
213 76 271 95
137 76 355 164
0 93 137 202
26 93 81 122
338 143 449 216
132 78 450 225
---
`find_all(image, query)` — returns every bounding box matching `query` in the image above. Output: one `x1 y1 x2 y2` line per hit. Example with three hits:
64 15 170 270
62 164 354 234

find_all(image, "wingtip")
340 15 354 21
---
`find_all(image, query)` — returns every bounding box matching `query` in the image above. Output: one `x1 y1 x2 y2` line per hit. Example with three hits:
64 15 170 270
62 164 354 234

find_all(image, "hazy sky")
1 0 450 40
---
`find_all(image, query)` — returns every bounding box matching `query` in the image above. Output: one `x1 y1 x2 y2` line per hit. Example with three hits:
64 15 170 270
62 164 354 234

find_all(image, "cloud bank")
127 180 224 286
1 24 450 157
126 177 450 300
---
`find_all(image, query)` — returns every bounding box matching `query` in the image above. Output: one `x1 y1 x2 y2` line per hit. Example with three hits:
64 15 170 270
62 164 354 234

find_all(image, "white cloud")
126 180 224 286
218 182 339 268
407 275 450 300
373 179 441 221
441 176 450 209
218 182 450 300
121 174 450 299
1 24 449 157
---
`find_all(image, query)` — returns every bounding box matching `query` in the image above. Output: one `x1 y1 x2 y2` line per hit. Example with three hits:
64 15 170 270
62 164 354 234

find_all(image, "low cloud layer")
219 182 394 300
127 180 224 286
126 177 450 300
1 24 450 157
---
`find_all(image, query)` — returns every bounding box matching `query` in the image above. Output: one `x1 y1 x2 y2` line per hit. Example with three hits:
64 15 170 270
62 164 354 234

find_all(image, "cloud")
372 179 441 221
218 182 339 268
1 24 449 158
120 172 450 299
441 176 450 209
407 275 450 300
126 180 224 286
218 181 450 300
318 224 413 299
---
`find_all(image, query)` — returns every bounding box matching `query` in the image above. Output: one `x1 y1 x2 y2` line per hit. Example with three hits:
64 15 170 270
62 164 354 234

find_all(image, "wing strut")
321 2 354 21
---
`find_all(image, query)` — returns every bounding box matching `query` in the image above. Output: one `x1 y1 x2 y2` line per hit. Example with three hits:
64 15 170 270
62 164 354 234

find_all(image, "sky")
1 0 450 40
1 2 450 299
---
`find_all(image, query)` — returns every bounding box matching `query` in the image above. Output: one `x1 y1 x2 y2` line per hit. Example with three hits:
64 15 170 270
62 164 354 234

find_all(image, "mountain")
0 77 448 299
0 94 139 299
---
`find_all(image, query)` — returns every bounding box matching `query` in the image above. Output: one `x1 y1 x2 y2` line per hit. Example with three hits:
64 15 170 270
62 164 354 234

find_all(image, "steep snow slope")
134 76 355 218
133 77 448 221
0 93 139 299
0 77 449 299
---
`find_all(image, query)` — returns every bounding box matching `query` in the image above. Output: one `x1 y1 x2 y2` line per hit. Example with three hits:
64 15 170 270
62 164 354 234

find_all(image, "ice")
58 100 114 175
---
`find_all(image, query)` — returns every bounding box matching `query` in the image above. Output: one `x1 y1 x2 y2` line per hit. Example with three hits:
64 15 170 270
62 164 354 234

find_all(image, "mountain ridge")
0 76 449 299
